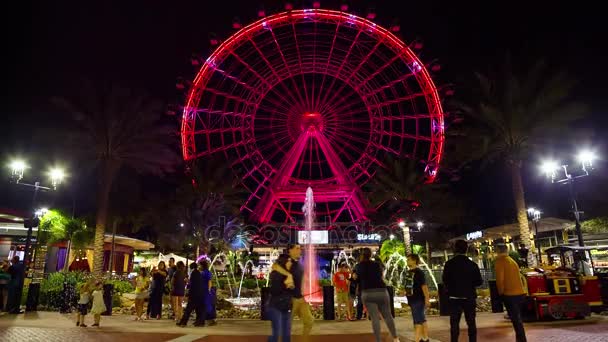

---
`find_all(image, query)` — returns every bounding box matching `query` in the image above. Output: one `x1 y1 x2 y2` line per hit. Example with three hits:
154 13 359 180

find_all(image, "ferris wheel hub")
300 112 324 133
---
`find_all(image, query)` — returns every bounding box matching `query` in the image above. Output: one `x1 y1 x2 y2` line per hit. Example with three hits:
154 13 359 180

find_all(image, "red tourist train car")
520 245 607 321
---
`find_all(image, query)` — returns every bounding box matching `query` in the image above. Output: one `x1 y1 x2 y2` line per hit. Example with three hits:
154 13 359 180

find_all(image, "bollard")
102 283 113 316
260 287 270 320
25 282 40 311
322 285 335 320
386 286 395 317
438 283 449 316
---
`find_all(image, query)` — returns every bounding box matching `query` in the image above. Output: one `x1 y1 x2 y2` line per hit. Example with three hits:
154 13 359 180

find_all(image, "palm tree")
367 156 463 253
53 84 179 274
459 57 586 259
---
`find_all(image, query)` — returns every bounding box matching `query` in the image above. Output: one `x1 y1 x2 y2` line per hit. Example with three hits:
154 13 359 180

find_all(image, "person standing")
149 261 168 319
198 260 212 325
267 254 294 342
177 262 206 327
494 244 527 342
356 248 399 342
133 268 149 321
76 280 94 327
171 261 187 322
405 254 430 342
167 257 177 319
90 280 106 327
0 260 10 311
272 244 314 340
349 263 364 320
333 263 351 320
442 240 483 342
6 256 24 314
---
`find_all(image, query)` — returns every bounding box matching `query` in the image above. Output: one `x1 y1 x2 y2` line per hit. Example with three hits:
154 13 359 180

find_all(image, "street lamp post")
9 160 65 266
541 150 597 255
527 208 542 265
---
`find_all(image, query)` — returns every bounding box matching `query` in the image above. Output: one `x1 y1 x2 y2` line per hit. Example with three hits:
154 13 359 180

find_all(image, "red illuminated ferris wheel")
181 8 445 224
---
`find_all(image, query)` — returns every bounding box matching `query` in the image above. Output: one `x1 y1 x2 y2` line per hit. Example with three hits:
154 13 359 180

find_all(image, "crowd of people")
0 256 25 314
0 240 530 342
266 240 528 342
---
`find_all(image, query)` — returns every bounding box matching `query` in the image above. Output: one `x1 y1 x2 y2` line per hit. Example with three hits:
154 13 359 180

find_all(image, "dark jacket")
442 254 483 299
268 271 293 312
187 269 204 300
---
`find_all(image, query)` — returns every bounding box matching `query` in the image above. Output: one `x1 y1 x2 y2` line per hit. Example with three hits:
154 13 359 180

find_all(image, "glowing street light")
416 221 424 230
578 150 596 170
10 159 27 182
49 167 66 190
398 220 406 228
541 149 600 250
389 234 395 240
35 208 49 218
180 223 185 227
540 160 559 179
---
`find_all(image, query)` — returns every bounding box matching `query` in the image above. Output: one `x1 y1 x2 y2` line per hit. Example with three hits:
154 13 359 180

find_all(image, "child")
90 280 106 327
77 280 94 327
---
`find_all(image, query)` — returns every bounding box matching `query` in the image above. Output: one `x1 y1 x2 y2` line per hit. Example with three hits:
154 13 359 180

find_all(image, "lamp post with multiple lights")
398 220 423 254
9 159 66 266
541 150 597 254
527 208 542 264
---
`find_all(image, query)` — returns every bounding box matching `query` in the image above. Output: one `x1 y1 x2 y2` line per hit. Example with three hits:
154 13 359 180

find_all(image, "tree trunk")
402 227 411 254
92 160 119 275
509 160 535 265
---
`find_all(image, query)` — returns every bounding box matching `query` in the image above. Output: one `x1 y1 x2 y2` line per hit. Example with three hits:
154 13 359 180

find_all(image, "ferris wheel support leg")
314 132 367 222
253 132 311 222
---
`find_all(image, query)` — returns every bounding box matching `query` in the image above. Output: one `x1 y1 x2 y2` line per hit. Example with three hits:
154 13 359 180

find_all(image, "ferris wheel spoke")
229 51 305 114
380 131 431 142
318 34 386 115
322 98 367 121
314 21 341 112
367 91 428 109
371 142 413 159
380 114 432 120
290 22 312 110
354 52 405 93
316 28 364 114
358 70 417 99
267 28 309 112
203 87 257 107
247 39 307 113
189 138 255 160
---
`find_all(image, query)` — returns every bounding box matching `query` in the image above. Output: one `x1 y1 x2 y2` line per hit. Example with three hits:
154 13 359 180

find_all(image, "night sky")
3 0 608 231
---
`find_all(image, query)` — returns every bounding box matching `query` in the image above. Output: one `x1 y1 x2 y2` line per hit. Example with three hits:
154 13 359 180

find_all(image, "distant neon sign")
466 231 483 240
357 233 381 242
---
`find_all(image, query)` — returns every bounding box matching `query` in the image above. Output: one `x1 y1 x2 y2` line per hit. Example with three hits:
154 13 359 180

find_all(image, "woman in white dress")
90 280 107 327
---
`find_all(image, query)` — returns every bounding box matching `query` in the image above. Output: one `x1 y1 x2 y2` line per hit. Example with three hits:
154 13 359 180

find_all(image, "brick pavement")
1 311 607 341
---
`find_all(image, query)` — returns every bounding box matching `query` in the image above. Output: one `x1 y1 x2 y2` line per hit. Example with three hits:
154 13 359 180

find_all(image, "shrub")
105 279 134 295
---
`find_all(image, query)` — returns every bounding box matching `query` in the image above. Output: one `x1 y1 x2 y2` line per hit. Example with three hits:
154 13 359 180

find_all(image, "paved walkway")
0 311 607 341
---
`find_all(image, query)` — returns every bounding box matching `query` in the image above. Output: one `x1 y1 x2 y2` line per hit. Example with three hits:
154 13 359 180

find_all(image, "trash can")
488 280 504 313
386 286 396 317
102 283 113 316
25 282 40 311
260 286 270 321
438 283 449 316
322 285 335 320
